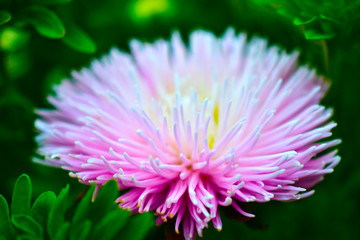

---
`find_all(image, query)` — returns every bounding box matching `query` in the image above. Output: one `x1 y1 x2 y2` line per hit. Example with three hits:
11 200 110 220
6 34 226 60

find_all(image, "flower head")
35 29 340 239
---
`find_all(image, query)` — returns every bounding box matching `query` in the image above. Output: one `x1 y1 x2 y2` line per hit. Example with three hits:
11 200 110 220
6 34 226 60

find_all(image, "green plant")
0 174 154 240
254 0 360 40
0 0 96 53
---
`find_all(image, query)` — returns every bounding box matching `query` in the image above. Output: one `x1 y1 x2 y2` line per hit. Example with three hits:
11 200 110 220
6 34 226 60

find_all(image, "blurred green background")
1 0 359 239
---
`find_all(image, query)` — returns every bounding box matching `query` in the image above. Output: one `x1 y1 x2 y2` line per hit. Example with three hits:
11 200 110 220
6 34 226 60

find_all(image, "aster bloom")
35 29 340 239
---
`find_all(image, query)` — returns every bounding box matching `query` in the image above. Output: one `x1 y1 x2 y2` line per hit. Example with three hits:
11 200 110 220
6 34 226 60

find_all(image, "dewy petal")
35 28 340 239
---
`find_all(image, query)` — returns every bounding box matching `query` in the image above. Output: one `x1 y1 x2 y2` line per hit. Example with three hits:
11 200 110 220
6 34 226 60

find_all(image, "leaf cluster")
254 0 360 40
0 0 96 53
0 174 154 240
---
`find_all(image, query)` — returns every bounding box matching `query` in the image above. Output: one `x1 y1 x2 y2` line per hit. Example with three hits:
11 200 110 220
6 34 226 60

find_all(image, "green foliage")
12 214 43 238
23 5 65 39
31 191 57 227
47 185 69 238
0 27 30 52
0 0 96 53
62 24 97 53
0 174 155 240
254 0 360 40
120 213 155 240
11 174 32 216
0 195 15 239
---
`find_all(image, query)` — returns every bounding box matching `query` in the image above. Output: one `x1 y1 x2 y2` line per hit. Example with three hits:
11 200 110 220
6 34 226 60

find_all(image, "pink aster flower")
35 29 340 239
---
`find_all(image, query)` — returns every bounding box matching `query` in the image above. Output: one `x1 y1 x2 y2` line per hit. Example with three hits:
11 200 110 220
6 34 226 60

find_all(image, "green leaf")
12 214 43 238
0 195 14 238
91 209 130 240
72 185 95 224
31 0 72 4
320 14 341 24
0 10 11 25
89 181 119 222
11 174 32 216
62 24 97 53
23 6 65 39
69 220 91 240
54 222 70 240
304 28 336 40
31 191 56 228
48 185 69 238
293 16 317 25
119 213 155 240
